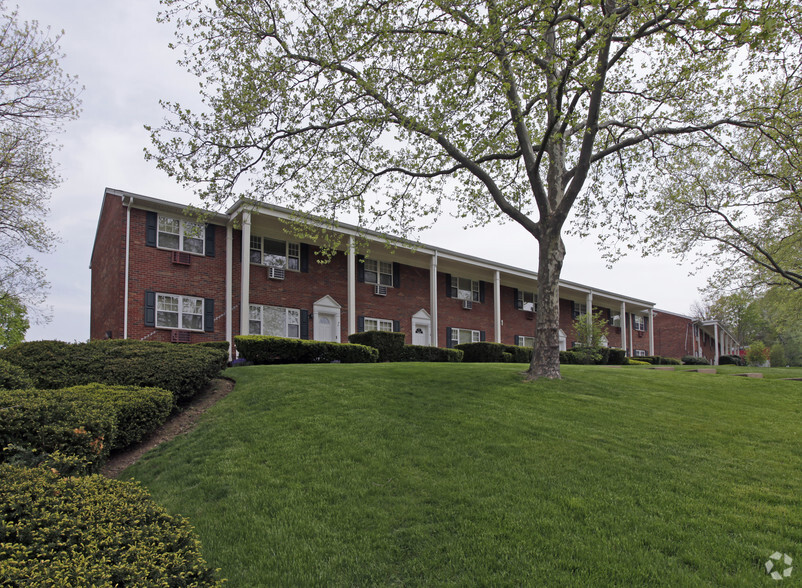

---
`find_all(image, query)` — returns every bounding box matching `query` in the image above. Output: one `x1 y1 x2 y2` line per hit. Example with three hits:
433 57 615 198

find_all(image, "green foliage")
641 356 682 366
348 331 405 362
197 340 231 353
454 342 508 363
626 359 651 365
682 355 711 365
0 340 226 403
398 345 463 363
235 335 378 364
770 344 786 367
718 354 746 366
0 357 32 389
504 345 533 364
745 341 769 366
0 464 224 587
0 294 28 348
573 311 610 349
607 348 627 365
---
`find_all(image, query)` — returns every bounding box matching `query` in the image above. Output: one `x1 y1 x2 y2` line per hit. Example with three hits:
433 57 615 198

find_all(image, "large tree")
149 0 794 379
0 2 81 315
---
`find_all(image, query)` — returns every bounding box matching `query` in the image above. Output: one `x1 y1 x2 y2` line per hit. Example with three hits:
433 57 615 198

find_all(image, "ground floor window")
634 349 647 357
364 317 393 332
517 335 535 347
249 304 300 338
156 294 204 330
452 328 480 345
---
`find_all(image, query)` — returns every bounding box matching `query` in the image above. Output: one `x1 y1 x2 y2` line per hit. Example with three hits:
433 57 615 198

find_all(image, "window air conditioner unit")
171 251 191 265
463 300 472 310
170 330 191 343
374 285 387 296
268 267 285 280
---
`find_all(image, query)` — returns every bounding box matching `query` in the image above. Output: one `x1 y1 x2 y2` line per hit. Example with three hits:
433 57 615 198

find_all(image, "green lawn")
122 364 802 586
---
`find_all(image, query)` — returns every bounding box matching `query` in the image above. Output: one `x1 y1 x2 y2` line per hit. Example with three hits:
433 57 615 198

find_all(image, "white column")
714 323 720 365
347 235 356 336
494 270 502 343
649 309 655 355
123 197 132 339
430 252 438 346
586 292 593 345
629 311 634 356
225 222 233 359
620 302 627 355
239 211 251 336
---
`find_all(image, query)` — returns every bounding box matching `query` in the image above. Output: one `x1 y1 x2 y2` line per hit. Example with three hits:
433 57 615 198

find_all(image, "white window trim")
633 315 646 331
517 290 538 312
634 349 647 357
364 317 393 332
451 327 481 345
573 302 587 319
249 236 301 271
249 304 301 338
364 259 394 287
156 293 205 331
452 277 480 302
518 335 535 347
157 215 205 256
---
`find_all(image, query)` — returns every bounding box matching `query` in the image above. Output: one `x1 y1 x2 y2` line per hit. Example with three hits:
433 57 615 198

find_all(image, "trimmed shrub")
454 342 508 362
235 336 378 364
0 464 224 587
682 355 711 365
560 350 580 364
627 359 650 365
0 358 33 390
0 391 116 473
719 354 746 366
197 340 231 353
0 340 227 403
607 348 627 365
399 345 463 362
504 345 533 364
640 356 659 365
348 331 406 362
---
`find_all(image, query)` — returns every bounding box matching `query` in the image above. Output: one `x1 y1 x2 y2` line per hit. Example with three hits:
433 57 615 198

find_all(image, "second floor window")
572 302 587 320
517 290 537 312
364 259 393 286
250 237 300 270
451 277 480 301
633 314 646 331
158 216 205 255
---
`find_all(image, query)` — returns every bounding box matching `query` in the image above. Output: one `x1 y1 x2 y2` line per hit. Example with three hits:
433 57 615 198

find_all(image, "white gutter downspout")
240 211 251 339
123 196 132 339
348 235 356 335
226 222 233 360
714 323 720 365
620 302 627 355
494 270 502 343
430 251 438 347
586 291 593 345
649 309 655 355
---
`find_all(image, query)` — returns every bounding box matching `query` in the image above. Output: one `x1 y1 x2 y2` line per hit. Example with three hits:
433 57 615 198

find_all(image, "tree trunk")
527 225 566 380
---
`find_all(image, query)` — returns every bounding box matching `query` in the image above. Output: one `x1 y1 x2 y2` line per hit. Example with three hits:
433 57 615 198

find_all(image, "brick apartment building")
90 188 739 363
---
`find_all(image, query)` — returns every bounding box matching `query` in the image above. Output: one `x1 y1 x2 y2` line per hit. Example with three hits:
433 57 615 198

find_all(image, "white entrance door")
313 295 342 343
412 323 429 346
317 313 336 342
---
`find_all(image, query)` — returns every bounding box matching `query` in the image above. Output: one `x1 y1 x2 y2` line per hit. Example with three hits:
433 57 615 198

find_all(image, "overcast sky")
18 0 710 342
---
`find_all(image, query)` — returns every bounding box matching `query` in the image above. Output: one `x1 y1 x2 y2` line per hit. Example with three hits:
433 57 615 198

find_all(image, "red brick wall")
437 273 495 346
90 193 126 340
652 312 695 360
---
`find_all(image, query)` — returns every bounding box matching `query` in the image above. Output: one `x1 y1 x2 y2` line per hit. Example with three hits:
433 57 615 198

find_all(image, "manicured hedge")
640 355 682 366
0 392 115 473
607 348 627 365
0 358 32 390
0 340 227 403
0 464 224 587
682 355 711 365
719 354 746 366
399 345 464 362
348 331 405 362
454 342 508 362
235 336 378 364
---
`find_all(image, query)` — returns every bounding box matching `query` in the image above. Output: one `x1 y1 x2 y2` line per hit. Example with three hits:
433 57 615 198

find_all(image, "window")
611 314 621 327
364 259 393 287
518 335 535 347
250 236 300 270
364 318 393 332
572 302 587 319
451 277 480 302
517 290 537 312
156 294 204 331
634 349 646 357
249 305 300 338
157 215 205 255
451 328 480 345
633 314 646 331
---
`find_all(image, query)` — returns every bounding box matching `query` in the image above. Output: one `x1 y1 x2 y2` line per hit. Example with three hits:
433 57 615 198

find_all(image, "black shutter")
644 315 649 330
144 290 156 326
145 212 157 247
445 273 452 298
393 262 401 289
514 288 522 310
480 330 486 342
446 327 453 348
571 301 576 319
358 316 365 332
205 224 215 257
393 320 401 333
514 335 520 346
204 299 214 332
300 310 309 339
357 255 365 283
300 243 310 273
479 281 486 304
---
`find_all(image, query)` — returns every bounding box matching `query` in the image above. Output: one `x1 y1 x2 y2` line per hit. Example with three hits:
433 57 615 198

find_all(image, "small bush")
682 355 710 365
348 331 406 362
0 358 33 390
0 340 227 403
559 350 581 364
454 342 508 362
719 354 746 366
607 348 627 365
0 464 224 587
235 336 378 364
504 345 533 364
399 345 464 362
197 340 231 353
770 344 786 367
627 359 650 365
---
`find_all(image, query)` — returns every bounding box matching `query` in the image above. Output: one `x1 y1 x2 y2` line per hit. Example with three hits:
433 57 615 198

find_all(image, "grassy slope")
123 364 802 586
